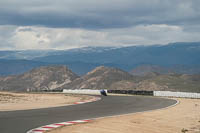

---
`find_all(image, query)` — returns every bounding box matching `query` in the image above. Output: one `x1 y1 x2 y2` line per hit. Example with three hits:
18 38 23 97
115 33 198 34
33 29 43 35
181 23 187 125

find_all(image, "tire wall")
107 90 153 96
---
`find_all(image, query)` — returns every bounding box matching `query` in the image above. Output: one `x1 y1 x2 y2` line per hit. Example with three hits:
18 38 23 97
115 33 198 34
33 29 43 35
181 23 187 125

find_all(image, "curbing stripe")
26 97 100 133
41 126 54 129
32 130 46 132
34 128 50 130
27 119 90 133
54 124 66 126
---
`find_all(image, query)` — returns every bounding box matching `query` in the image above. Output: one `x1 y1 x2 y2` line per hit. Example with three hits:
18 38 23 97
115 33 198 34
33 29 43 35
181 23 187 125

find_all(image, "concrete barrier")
154 91 200 99
63 89 107 95
63 89 200 99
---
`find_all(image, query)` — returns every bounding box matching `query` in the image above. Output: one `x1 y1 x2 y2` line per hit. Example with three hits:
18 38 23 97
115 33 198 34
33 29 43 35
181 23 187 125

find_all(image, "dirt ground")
0 91 93 111
49 98 200 133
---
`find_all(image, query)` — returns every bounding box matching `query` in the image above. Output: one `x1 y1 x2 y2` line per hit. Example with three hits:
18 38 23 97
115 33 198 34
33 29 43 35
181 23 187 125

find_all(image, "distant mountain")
34 42 200 66
0 50 66 60
0 59 49 76
0 42 200 75
130 64 200 76
33 42 200 74
130 65 170 76
0 47 117 60
61 66 137 90
136 73 200 93
0 65 79 91
0 59 100 76
168 65 200 74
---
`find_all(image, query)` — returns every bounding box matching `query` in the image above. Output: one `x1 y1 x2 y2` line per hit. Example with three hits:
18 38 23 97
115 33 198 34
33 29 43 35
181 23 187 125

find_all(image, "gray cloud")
0 0 200 29
0 25 17 49
0 25 199 50
0 0 200 50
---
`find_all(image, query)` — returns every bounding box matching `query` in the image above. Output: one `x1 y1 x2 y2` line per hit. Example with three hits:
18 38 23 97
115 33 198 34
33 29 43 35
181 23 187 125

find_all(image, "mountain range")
0 42 200 76
0 65 199 93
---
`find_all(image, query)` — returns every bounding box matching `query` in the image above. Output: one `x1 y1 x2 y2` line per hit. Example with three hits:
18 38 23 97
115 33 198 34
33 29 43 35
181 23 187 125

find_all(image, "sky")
0 0 200 50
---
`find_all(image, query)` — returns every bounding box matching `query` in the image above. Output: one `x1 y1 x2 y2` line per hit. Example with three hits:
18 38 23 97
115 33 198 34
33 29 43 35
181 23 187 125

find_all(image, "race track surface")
0 95 177 133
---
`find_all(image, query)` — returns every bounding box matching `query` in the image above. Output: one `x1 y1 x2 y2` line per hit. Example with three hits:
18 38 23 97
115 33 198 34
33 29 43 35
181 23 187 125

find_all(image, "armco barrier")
107 90 154 96
153 91 200 99
63 89 107 95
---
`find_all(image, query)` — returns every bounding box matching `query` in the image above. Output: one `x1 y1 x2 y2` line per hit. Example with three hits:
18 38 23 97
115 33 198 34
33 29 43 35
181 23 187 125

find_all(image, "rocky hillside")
61 66 200 92
130 64 200 76
61 66 137 89
0 65 199 92
0 65 79 91
135 73 200 92
130 65 170 76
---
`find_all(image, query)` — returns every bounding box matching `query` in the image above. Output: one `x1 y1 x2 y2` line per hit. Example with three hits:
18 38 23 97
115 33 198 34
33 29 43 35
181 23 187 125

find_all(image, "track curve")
0 95 177 133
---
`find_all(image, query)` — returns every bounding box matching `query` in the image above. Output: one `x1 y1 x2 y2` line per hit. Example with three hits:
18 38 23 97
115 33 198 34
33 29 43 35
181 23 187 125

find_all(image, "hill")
130 64 200 76
136 73 200 92
0 65 199 92
61 66 137 90
0 65 79 91
130 65 170 76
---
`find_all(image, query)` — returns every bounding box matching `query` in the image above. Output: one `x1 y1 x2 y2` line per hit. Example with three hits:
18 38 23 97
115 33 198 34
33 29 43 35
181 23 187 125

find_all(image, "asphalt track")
0 95 177 133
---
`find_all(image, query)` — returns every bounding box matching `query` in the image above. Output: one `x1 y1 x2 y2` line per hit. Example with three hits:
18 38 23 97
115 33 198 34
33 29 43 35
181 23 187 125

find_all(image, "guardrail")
153 91 200 98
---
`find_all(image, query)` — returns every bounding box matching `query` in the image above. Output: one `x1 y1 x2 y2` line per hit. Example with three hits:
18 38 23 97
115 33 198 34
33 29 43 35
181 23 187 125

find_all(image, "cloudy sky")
0 0 200 50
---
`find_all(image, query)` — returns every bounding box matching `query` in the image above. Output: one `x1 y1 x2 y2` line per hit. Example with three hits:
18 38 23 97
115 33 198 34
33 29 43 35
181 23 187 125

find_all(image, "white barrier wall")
63 89 107 95
154 91 200 99
63 89 200 98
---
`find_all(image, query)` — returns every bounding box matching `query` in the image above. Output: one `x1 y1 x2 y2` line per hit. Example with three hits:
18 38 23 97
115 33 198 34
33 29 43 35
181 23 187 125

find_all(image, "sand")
0 91 93 111
49 98 200 133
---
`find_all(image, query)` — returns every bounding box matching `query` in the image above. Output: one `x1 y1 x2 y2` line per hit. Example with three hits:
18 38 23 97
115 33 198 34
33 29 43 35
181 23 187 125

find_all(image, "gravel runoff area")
48 98 200 133
0 91 94 111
